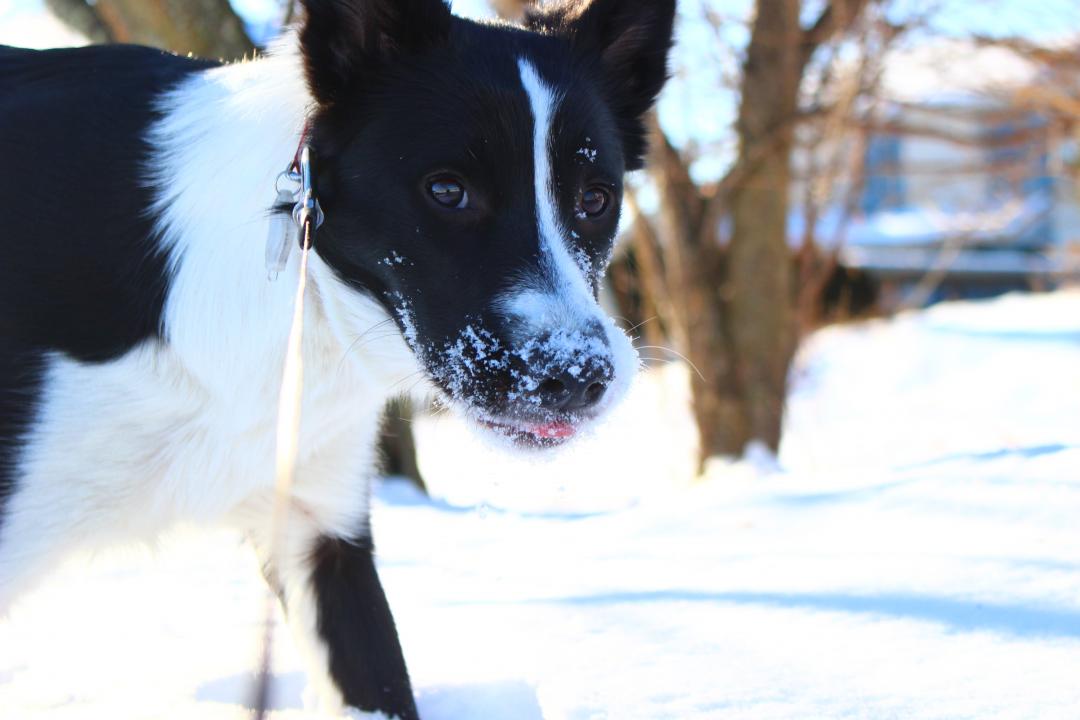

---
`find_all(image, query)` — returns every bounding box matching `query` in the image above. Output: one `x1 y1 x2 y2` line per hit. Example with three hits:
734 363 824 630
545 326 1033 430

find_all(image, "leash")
253 129 323 720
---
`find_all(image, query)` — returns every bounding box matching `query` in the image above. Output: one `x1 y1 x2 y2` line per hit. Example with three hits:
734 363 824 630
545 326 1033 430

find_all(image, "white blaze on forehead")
484 60 640 418
515 58 595 318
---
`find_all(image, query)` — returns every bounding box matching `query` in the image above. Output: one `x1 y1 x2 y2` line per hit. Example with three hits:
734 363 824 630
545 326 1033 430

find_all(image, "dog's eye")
580 186 611 218
428 177 468 209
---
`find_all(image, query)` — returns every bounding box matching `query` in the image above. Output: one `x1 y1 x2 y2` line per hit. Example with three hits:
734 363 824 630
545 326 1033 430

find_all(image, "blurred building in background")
792 40 1080 312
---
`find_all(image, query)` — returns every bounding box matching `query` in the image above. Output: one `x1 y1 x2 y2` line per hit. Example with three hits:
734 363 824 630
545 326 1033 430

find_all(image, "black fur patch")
0 44 214 516
310 535 418 720
0 44 215 362
0 347 44 528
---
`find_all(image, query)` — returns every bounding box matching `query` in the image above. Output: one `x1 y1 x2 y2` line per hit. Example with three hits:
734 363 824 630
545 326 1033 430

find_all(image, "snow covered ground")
2 289 1080 719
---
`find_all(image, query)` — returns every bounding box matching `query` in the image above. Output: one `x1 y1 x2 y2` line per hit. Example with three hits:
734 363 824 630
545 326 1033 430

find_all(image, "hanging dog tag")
266 188 299 281
267 169 302 281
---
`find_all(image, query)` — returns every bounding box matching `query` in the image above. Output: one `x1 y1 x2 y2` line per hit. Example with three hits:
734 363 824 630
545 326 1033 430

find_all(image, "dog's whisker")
388 370 425 393
625 316 657 334
336 321 401 374
634 345 707 383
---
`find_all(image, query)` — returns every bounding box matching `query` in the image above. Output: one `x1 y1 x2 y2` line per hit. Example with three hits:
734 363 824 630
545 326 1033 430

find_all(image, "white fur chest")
16 319 394 550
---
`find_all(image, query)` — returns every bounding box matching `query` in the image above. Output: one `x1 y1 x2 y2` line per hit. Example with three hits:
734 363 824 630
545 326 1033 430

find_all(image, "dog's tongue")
527 421 577 440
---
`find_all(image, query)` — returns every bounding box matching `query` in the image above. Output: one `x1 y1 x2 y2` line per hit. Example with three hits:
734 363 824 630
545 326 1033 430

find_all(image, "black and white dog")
0 0 675 717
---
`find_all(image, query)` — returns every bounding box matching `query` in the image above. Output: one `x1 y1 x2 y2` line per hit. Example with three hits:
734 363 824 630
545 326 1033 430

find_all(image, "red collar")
290 120 312 174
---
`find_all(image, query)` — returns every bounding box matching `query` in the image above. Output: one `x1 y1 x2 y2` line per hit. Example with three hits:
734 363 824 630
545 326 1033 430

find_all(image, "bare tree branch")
646 113 706 250
800 0 872 69
623 189 675 349
971 34 1080 70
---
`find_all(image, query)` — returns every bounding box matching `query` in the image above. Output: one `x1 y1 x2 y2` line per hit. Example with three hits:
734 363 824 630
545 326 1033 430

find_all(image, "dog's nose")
536 359 614 413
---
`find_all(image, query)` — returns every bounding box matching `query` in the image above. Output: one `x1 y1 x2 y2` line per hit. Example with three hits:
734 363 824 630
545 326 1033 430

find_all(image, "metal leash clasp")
266 144 324 281
293 146 324 237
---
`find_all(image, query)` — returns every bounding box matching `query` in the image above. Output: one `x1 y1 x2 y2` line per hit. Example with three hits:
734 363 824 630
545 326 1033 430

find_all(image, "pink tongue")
528 422 577 439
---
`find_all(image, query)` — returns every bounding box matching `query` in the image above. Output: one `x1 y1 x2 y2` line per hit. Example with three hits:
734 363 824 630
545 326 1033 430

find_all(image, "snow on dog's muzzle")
511 326 614 415
487 326 616 446
428 319 623 449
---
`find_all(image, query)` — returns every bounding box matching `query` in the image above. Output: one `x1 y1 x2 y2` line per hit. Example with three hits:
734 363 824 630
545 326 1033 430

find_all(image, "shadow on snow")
496 590 1080 640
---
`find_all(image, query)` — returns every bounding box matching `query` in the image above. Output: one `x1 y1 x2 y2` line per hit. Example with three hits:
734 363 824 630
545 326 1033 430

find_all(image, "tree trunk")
723 0 801 452
639 2 803 465
94 0 255 60
617 0 870 469
46 0 255 60
378 399 426 493
489 0 530 22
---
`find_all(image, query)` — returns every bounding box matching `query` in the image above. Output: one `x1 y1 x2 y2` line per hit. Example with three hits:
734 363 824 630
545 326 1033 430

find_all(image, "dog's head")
298 0 675 448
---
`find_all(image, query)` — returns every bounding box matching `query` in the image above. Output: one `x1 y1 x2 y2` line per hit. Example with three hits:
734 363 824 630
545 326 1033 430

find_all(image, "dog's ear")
526 0 676 170
300 0 452 107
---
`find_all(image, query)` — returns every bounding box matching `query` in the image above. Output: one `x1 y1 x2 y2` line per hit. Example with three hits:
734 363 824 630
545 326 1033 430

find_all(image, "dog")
0 0 675 717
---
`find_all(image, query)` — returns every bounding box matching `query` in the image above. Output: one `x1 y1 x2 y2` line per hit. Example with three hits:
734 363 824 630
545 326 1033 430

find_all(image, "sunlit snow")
2 290 1079 719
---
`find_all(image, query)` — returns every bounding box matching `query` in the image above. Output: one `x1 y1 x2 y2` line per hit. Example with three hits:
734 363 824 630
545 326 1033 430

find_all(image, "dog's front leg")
254 526 419 720
307 534 419 720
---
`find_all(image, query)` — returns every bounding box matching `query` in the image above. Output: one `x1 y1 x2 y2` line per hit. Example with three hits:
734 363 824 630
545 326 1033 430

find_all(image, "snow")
3 289 1079 718
575 147 598 164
